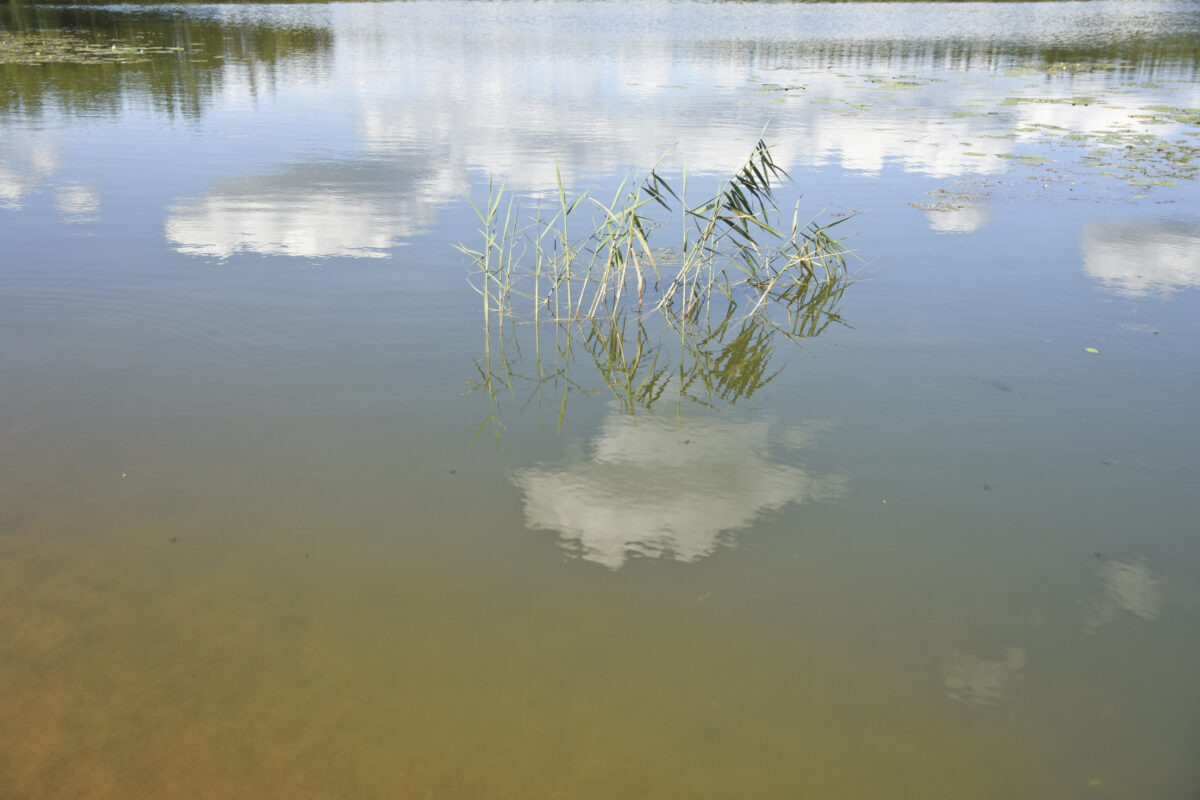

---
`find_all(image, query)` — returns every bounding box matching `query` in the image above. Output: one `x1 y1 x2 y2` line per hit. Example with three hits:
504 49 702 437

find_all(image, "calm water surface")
2 1 1200 797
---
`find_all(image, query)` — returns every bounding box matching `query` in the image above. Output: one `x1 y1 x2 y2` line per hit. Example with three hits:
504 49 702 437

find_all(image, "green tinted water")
2 1 1199 797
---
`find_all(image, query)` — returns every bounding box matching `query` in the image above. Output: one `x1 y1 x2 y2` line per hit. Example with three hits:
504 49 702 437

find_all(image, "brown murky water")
3 1 1200 797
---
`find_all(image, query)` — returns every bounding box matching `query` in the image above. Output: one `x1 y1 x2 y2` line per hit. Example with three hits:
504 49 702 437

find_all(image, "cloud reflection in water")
0 136 57 211
513 414 847 569
149 4 1200 258
54 182 100 223
1081 219 1200 297
1083 557 1166 634
943 646 1027 708
166 159 453 259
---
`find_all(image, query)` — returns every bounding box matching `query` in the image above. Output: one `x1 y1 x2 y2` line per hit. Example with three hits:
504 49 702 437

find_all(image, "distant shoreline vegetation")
0 4 331 116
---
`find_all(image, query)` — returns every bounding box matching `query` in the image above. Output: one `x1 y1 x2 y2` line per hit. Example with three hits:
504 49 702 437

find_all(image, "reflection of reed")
467 275 851 441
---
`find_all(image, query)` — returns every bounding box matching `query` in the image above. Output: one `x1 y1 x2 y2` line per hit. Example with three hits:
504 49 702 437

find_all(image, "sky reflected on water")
4 0 1200 258
515 413 847 568
1082 218 1200 296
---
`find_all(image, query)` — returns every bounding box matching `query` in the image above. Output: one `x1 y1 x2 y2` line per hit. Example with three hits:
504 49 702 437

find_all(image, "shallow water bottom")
2 423 1195 799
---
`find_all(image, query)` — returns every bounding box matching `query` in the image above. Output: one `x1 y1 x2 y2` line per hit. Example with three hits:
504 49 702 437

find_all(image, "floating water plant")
0 31 197 65
456 140 852 326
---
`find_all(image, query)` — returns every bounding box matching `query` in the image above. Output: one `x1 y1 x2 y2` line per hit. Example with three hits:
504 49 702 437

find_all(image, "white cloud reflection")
341 27 1019 192
1083 558 1166 634
512 414 847 569
166 160 454 259
925 200 992 234
1 140 101 224
55 182 101 223
166 63 1025 258
1102 559 1166 620
943 646 1027 708
0 137 57 211
1081 219 1200 297
159 4 1200 257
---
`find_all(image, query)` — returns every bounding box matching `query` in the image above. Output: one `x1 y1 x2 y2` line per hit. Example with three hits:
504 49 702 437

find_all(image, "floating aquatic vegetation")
0 31 197 65
759 83 804 93
1002 95 1098 107
910 90 1200 211
1142 105 1200 125
1041 62 1120 74
863 75 937 90
1081 136 1199 184
909 187 971 213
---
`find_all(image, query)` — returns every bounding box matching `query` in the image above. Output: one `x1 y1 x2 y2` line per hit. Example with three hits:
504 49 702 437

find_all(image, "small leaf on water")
1084 347 1100 354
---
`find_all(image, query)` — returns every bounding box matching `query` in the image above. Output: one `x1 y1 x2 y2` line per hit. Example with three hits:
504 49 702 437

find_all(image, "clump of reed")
457 139 852 326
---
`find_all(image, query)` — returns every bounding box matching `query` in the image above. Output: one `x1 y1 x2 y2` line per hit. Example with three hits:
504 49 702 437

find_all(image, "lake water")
2 1 1200 797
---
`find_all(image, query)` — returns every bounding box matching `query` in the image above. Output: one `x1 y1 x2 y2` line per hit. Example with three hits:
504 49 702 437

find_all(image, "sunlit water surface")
2 1 1200 797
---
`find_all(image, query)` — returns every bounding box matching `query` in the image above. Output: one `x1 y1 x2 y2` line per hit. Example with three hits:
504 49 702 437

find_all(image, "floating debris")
0 31 200 66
